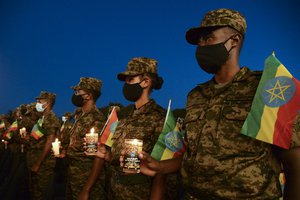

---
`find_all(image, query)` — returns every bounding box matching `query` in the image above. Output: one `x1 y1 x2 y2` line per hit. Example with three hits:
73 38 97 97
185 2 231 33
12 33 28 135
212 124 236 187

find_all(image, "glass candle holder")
52 138 61 157
123 139 143 173
85 128 98 155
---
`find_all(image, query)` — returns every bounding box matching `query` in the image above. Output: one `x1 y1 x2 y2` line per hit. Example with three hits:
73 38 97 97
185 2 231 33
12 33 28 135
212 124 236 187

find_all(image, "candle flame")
90 127 95 135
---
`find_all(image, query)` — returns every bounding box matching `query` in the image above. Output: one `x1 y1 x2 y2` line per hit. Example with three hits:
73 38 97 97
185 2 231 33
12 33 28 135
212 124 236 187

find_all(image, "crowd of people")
1 8 300 200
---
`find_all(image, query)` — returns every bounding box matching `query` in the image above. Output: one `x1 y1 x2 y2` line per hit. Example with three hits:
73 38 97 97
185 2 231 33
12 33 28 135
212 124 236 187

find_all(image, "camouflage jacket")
59 120 73 149
29 110 60 150
67 107 106 161
110 100 166 166
182 67 285 199
109 100 166 199
9 116 35 152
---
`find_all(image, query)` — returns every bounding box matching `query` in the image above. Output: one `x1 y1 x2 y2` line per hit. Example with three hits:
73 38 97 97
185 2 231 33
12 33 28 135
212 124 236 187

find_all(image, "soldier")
59 112 74 155
135 8 300 199
96 57 168 199
0 114 9 137
53 112 73 198
27 91 60 200
67 77 106 200
3 104 35 200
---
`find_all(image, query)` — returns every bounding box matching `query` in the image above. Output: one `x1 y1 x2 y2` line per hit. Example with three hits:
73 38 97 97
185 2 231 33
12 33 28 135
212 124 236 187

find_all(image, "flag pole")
163 99 172 127
99 106 115 137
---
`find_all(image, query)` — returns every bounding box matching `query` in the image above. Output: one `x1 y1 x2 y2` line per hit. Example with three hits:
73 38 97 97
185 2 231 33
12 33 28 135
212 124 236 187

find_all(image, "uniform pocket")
222 97 253 122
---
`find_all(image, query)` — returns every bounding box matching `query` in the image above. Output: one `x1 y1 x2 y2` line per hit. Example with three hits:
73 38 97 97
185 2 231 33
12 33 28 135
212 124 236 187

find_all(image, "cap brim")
117 71 142 81
71 86 81 90
35 96 45 100
186 26 228 45
185 27 204 45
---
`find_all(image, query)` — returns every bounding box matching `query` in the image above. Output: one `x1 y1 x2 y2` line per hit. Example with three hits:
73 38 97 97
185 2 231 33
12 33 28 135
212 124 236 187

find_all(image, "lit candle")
52 138 61 156
2 139 7 150
85 127 98 155
19 127 27 137
19 127 27 153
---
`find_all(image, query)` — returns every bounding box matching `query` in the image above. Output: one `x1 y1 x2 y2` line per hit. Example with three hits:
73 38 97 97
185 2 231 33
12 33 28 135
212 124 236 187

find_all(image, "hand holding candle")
19 127 27 138
52 138 61 157
19 127 27 153
123 139 143 173
2 139 8 150
85 127 99 155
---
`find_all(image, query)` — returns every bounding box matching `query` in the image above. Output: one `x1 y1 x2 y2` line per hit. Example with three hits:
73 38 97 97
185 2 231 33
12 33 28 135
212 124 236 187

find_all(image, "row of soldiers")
0 73 116 199
0 52 179 200
0 94 76 199
0 54 181 200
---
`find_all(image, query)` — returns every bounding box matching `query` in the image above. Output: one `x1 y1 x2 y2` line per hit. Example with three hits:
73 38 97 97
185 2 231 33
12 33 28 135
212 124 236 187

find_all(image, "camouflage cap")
18 104 27 115
63 112 73 118
35 91 56 102
186 8 246 45
25 102 37 115
117 57 158 81
72 77 102 93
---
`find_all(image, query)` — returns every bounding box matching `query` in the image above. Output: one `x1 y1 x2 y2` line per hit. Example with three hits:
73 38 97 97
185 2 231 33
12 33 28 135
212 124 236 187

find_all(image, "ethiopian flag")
4 121 18 139
0 121 5 129
151 100 186 161
100 107 118 147
241 53 300 149
31 118 46 140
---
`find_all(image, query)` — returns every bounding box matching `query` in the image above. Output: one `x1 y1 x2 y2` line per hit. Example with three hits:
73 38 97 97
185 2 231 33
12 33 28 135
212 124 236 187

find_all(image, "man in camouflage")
27 91 60 200
138 8 300 199
67 77 106 200
2 104 37 199
59 112 74 155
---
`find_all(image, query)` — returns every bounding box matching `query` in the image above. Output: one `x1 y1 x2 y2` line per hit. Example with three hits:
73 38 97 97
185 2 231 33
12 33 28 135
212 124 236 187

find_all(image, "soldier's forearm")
36 135 54 166
159 155 183 174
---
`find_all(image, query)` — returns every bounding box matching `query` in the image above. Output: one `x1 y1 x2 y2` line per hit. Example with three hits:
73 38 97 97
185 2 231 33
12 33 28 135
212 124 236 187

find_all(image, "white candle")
2 139 7 149
52 138 61 156
19 127 27 137
85 127 98 155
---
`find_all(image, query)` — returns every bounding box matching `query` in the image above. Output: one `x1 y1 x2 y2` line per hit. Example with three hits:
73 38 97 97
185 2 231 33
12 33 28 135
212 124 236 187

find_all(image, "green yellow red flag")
100 106 118 147
241 53 300 149
151 100 186 161
4 121 18 139
31 118 46 140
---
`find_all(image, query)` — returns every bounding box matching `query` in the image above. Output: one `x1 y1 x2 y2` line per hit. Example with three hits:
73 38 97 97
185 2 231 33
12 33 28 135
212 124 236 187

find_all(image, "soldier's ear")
141 77 150 89
230 34 242 48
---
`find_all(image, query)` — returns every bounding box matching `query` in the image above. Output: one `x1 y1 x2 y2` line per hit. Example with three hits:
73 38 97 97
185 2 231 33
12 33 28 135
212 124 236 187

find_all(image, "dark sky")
1 0 300 116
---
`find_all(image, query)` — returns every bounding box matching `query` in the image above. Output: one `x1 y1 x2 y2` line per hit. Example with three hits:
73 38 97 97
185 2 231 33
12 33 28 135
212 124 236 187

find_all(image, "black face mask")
195 37 232 74
72 94 85 107
122 82 144 102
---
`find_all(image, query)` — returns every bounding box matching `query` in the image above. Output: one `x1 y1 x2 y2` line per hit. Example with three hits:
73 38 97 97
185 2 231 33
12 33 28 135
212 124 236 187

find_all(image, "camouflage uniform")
181 67 285 199
2 105 35 200
111 57 176 199
109 100 166 200
60 112 74 150
55 112 73 195
10 105 35 153
67 77 106 200
27 92 60 200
